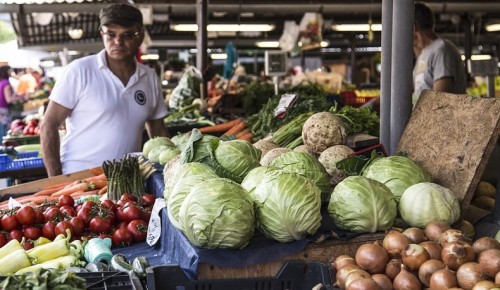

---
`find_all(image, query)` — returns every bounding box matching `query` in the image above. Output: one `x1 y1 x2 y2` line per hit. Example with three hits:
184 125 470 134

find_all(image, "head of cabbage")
398 182 460 228
361 155 432 202
163 162 216 202
143 137 175 157
214 139 262 183
242 169 322 243
327 176 397 233
178 178 255 249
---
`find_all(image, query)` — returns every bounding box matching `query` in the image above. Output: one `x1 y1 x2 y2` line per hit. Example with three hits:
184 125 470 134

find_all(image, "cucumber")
132 256 149 278
14 144 41 153
110 254 133 273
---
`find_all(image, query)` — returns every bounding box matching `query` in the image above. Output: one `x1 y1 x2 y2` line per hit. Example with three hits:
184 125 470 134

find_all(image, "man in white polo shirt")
41 3 169 176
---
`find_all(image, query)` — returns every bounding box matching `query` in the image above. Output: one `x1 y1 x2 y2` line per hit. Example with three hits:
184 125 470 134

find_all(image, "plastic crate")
146 260 336 290
0 153 44 172
78 271 138 290
16 151 39 159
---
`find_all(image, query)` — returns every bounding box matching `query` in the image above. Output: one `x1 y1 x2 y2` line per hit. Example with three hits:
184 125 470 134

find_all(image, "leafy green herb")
336 150 383 176
332 105 380 136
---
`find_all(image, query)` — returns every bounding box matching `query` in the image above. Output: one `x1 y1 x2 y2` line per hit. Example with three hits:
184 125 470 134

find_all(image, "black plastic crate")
78 271 140 290
146 260 336 290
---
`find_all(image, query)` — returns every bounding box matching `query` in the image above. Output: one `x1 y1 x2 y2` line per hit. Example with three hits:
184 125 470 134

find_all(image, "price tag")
274 94 298 118
146 197 166 246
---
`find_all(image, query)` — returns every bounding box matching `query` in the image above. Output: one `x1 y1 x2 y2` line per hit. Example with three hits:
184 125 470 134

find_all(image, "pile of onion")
330 220 500 290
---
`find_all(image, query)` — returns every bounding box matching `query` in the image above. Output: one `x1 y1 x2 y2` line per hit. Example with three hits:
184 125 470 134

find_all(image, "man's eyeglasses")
101 31 141 41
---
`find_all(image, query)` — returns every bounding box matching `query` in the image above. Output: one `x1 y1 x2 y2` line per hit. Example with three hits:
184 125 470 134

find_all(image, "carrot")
198 118 243 134
223 120 247 137
236 128 250 139
32 186 66 197
238 131 254 142
88 180 107 190
90 167 104 176
85 173 107 183
97 185 107 196
44 181 75 190
50 182 90 197
71 190 99 198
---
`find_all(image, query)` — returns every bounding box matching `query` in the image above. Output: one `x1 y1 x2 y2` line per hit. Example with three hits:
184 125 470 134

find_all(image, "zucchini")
132 256 149 278
110 254 133 273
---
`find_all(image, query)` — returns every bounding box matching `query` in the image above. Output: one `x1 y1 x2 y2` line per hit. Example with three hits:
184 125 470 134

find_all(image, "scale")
264 50 288 95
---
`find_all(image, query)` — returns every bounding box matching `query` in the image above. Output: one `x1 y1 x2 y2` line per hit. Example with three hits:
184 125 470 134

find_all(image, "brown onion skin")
346 277 382 290
372 274 393 290
386 258 402 280
355 242 389 274
345 269 372 289
404 228 428 244
471 280 499 290
420 241 443 261
402 244 431 271
442 241 476 271
453 219 475 241
333 255 356 270
418 259 446 287
456 262 487 290
383 230 411 258
393 267 422 290
473 237 500 256
429 268 458 290
478 248 500 278
425 221 451 242
336 264 360 289
439 229 467 247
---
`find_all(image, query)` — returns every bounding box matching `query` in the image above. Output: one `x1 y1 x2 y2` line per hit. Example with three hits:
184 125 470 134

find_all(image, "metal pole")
390 0 414 155
380 0 393 154
196 0 208 100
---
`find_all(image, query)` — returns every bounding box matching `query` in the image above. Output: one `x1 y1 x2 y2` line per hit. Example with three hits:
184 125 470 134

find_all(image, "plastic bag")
279 21 300 52
168 66 202 110
299 12 324 51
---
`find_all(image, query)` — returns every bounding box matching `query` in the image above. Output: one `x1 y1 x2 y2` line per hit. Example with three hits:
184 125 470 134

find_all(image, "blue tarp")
113 171 358 280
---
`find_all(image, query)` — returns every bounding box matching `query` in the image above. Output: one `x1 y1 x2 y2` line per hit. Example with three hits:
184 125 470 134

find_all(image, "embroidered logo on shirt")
134 90 146 105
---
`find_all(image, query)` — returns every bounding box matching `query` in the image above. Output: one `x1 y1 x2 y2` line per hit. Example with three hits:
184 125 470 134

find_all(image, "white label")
146 197 166 246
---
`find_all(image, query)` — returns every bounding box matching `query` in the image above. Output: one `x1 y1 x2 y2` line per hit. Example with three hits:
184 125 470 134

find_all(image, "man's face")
100 24 144 61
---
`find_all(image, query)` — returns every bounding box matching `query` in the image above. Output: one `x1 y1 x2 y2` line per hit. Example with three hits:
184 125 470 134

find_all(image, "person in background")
412 2 466 103
0 65 15 138
41 3 169 176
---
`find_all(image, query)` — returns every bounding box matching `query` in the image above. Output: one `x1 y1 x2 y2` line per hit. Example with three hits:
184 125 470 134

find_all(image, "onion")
457 262 487 290
429 268 458 290
478 249 500 278
372 274 393 290
383 230 411 258
473 237 500 256
355 242 389 274
418 259 446 287
404 227 428 244
402 244 430 271
472 280 500 290
425 221 451 242
420 241 443 261
333 255 356 270
442 241 476 271
344 269 372 289
385 258 402 280
393 266 422 290
346 277 381 290
454 220 476 241
439 229 467 247
336 264 360 289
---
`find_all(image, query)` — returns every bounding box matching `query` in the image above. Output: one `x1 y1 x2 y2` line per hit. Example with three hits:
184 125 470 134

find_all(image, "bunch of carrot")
198 118 254 142
0 173 108 209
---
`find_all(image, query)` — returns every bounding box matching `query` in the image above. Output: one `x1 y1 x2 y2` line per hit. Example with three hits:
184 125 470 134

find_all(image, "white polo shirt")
49 49 168 174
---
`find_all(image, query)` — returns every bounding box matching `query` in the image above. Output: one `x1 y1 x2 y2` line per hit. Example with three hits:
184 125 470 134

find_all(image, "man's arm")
40 101 71 177
145 118 170 138
433 77 454 93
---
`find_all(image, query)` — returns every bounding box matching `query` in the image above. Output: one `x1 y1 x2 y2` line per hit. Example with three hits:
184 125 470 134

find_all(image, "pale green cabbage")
270 151 331 193
163 162 216 202
328 176 397 233
362 155 432 202
178 178 255 249
147 145 170 163
246 170 322 243
159 146 181 165
143 137 175 157
214 140 262 183
399 182 460 228
240 166 280 194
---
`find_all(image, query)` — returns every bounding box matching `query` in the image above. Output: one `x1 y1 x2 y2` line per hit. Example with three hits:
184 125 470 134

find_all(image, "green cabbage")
214 140 262 183
178 178 255 249
143 137 175 157
147 145 170 163
171 132 191 151
362 155 432 202
270 151 331 193
163 162 216 202
240 166 280 194
248 170 321 242
159 146 181 165
180 130 219 164
399 182 460 228
328 176 397 233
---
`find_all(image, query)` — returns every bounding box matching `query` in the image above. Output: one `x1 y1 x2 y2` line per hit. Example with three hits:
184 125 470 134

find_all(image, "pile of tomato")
0 193 156 249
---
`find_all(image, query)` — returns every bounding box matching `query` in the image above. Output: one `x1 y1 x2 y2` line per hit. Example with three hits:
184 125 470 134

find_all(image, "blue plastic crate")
16 151 39 159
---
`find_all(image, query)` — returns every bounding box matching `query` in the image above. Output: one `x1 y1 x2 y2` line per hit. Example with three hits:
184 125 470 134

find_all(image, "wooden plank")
196 233 384 279
0 167 102 196
397 91 500 213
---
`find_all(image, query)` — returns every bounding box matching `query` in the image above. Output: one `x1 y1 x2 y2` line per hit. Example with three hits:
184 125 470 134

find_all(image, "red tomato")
115 207 124 223
122 204 143 222
21 240 34 250
9 229 23 242
98 233 112 240
127 219 148 242
77 207 93 224
44 207 63 222
82 200 97 210
142 207 152 223
42 221 57 240
120 193 138 202
101 199 117 213
58 195 75 207
1 214 20 231
35 210 45 224
89 217 112 234
69 217 85 236
141 194 155 207
23 226 42 240
0 233 7 247
112 228 133 247
16 206 36 225
59 206 77 218
54 221 74 237
116 221 129 230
